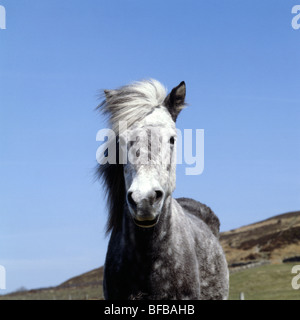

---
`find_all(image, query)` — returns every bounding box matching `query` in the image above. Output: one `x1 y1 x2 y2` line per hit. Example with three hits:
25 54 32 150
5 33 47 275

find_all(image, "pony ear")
104 89 117 100
164 81 186 122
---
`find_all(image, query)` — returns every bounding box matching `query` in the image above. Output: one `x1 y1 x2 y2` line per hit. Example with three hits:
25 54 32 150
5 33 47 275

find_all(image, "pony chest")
148 255 200 299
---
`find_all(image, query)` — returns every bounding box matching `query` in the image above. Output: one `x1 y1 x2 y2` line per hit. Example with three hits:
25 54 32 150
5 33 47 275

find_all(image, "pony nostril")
155 190 163 202
127 192 136 207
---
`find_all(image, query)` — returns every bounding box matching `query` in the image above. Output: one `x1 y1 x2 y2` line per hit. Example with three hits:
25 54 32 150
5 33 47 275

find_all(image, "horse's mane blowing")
98 79 168 135
96 79 168 234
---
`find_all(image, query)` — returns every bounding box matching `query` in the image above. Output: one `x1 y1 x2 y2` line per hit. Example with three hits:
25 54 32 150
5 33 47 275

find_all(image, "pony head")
98 79 186 231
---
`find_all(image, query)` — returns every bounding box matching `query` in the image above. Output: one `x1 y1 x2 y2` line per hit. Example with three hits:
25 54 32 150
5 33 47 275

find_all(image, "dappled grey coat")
98 79 229 300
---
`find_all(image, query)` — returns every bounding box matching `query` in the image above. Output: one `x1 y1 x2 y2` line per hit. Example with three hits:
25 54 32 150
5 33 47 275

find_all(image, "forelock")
98 79 168 134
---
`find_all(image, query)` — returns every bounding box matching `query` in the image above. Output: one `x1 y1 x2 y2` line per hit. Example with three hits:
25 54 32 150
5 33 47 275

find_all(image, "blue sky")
0 0 299 293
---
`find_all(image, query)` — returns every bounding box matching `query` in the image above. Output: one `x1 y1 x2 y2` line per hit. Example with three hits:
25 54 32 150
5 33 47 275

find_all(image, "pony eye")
169 137 175 145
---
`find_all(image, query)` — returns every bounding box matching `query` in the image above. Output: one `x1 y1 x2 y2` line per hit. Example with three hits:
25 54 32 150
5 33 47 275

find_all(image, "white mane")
99 79 168 134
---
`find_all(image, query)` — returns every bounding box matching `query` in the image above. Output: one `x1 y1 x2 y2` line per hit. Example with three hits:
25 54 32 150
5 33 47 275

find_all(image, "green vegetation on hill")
0 268 104 300
0 285 103 300
229 263 300 300
1 263 299 300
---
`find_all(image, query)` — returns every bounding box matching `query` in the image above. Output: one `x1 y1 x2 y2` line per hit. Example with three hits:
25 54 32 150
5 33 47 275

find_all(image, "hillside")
1 210 300 300
220 210 300 267
0 267 104 300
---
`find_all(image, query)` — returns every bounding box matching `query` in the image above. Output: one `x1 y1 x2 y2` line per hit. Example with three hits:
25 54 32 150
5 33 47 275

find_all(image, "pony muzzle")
130 207 161 228
127 188 164 227
133 214 160 228
129 204 161 228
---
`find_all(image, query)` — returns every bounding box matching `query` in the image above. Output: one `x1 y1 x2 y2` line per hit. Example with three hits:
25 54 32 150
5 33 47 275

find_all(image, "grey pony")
97 79 229 300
